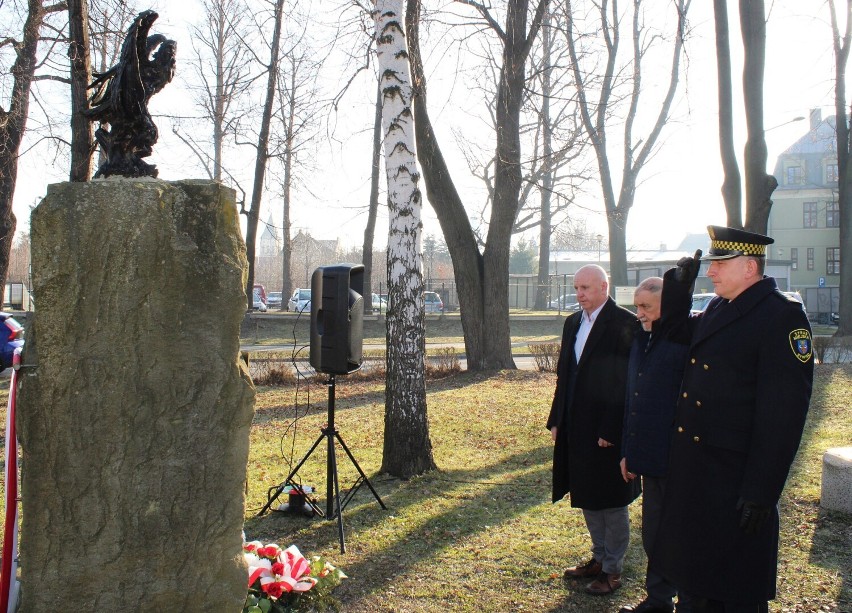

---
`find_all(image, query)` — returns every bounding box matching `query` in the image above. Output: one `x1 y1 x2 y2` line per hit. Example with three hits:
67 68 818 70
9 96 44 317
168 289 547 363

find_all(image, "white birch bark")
372 0 435 477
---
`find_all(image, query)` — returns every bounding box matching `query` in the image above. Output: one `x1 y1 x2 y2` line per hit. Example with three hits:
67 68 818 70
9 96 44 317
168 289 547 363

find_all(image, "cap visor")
700 252 741 261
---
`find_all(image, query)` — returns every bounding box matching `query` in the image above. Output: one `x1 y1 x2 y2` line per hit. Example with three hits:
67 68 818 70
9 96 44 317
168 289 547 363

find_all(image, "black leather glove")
674 249 703 285
737 498 771 534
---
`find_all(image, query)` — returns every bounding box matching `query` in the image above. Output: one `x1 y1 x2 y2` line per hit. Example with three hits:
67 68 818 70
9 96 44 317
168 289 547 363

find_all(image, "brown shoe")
563 558 602 580
585 571 622 595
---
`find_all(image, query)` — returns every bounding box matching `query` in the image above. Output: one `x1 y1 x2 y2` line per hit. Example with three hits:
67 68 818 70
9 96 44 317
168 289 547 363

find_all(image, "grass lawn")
1 365 849 611
241 365 851 612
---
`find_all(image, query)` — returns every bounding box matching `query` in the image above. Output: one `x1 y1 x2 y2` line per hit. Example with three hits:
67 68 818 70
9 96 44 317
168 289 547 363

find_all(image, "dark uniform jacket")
653 272 814 603
622 324 689 477
547 297 640 508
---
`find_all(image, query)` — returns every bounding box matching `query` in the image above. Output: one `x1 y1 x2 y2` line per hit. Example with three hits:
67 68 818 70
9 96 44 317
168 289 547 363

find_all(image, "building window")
807 248 815 271
787 166 804 185
827 200 840 228
803 202 818 228
827 248 840 275
826 163 839 183
790 247 798 270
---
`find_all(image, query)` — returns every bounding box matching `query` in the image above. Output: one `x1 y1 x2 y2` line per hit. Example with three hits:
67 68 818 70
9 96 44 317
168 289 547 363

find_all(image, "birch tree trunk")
373 0 435 477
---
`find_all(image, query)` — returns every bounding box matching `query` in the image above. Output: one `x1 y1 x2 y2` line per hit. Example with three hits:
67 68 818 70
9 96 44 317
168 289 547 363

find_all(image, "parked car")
371 293 387 312
424 291 444 313
691 293 716 314
549 293 578 310
0 312 24 369
267 291 283 309
288 288 312 313
252 288 267 312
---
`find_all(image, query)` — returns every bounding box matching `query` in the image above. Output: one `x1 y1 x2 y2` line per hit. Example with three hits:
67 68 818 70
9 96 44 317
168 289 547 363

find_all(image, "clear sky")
10 1 842 253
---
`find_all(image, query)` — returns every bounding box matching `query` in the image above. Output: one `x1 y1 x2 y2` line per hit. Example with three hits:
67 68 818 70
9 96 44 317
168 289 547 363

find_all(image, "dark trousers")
642 475 690 611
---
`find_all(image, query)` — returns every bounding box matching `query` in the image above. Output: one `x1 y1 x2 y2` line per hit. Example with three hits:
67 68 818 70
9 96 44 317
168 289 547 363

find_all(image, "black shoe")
619 598 674 613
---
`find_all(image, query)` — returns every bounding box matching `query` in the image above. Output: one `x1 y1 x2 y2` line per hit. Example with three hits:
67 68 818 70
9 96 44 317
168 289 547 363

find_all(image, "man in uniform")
547 265 640 596
653 226 814 612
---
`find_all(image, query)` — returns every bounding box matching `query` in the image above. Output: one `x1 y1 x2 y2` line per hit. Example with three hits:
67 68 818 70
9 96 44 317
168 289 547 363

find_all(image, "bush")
813 335 852 364
528 342 560 372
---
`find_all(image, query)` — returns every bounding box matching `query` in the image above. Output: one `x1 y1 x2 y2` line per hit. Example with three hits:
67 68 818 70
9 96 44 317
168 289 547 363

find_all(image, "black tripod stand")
257 374 386 553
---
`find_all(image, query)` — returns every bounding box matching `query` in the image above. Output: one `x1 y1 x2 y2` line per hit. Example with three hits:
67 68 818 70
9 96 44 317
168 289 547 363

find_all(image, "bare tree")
829 0 852 337
373 0 435 478
407 0 549 370
182 0 253 181
362 81 383 312
713 0 741 227
68 0 93 181
713 0 776 232
244 0 285 307
269 44 324 308
0 0 66 292
564 0 690 288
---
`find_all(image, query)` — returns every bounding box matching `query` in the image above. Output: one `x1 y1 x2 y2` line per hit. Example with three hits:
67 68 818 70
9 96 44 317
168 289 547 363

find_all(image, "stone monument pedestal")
821 447 852 515
17 179 255 611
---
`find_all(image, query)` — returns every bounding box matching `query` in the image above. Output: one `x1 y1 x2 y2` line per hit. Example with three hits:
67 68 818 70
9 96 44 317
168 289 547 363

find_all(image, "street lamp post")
765 116 804 133
596 234 603 262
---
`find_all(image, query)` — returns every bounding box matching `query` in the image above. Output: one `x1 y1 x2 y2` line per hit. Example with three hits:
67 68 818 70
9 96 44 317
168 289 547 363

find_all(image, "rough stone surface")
17 179 255 611
821 447 852 515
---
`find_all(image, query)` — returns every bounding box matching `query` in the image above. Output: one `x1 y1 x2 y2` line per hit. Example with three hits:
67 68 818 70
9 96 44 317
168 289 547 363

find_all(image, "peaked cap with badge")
701 225 774 260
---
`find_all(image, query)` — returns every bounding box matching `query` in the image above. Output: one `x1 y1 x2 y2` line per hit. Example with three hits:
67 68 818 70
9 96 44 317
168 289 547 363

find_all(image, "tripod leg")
256 431 326 516
334 432 387 509
328 435 346 554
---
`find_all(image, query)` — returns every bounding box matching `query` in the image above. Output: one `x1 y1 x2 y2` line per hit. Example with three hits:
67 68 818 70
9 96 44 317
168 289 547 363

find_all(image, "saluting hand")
674 249 703 285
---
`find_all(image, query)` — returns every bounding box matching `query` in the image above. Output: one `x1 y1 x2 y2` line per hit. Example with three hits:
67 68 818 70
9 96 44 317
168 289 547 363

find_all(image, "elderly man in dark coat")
619 277 691 613
653 226 814 612
547 264 640 596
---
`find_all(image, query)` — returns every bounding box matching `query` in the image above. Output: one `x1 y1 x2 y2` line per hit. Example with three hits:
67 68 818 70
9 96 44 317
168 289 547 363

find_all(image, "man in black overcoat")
547 265 640 596
653 226 814 612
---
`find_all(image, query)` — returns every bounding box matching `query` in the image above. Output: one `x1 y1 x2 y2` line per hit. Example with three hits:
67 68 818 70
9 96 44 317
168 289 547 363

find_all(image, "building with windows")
769 109 841 319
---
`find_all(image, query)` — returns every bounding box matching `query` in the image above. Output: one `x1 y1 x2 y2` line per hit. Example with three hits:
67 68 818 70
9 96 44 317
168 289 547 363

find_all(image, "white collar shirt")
574 301 606 362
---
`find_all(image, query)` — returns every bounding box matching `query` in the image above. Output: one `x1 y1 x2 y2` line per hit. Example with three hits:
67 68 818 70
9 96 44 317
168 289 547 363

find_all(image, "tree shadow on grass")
244 441 647 612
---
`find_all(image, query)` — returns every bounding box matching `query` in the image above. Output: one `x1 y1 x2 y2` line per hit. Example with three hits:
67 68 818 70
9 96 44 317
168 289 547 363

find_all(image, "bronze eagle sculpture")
85 10 176 178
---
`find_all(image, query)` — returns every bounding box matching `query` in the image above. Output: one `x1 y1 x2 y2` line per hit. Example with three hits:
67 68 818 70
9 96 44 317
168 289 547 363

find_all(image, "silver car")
287 288 312 313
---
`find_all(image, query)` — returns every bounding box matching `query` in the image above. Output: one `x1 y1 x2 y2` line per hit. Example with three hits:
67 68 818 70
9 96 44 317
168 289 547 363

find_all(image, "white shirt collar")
583 300 606 324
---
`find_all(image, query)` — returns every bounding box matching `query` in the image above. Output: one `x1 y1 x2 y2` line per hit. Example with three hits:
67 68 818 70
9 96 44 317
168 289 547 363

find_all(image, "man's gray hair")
635 276 663 296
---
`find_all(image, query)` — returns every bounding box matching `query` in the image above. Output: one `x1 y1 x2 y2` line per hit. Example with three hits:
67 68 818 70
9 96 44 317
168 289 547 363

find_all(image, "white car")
371 293 387 312
288 288 312 313
424 291 444 313
691 293 715 314
549 293 578 310
252 288 267 311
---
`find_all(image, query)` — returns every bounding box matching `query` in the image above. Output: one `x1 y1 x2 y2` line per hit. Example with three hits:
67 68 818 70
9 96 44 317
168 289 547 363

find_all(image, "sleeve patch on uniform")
789 329 813 363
